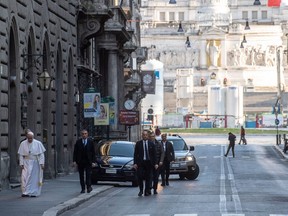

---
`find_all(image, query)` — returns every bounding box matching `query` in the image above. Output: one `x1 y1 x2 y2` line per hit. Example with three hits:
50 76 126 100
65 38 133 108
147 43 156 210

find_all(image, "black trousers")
137 160 152 193
161 158 170 184
225 143 235 157
78 163 92 190
151 166 160 190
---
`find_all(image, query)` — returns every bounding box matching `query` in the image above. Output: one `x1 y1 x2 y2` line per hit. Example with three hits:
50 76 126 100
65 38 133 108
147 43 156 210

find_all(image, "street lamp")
253 0 261 5
245 19 250 30
37 69 52 90
21 53 53 91
178 22 184 32
169 0 177 4
185 36 191 48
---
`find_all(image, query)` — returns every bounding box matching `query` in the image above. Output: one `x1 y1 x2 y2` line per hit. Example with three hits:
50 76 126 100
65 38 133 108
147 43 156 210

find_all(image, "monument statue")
206 40 220 67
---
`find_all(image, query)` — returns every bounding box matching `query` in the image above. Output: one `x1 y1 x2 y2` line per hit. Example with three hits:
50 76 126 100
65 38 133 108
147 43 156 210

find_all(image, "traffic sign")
148 108 154 114
275 118 280 125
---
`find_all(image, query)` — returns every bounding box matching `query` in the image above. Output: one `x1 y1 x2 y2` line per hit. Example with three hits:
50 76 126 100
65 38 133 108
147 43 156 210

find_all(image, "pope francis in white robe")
18 131 46 197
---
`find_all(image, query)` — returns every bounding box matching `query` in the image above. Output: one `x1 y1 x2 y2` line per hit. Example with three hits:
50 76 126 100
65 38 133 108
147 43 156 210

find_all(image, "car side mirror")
189 146 195 151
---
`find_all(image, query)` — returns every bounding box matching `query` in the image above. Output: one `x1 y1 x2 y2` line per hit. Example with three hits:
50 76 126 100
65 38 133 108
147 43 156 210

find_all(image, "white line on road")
220 146 227 214
226 152 243 213
270 215 288 216
222 214 245 216
174 214 198 216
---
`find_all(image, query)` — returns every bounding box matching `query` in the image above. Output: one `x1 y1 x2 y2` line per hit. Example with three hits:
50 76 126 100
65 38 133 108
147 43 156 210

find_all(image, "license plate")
106 169 117 174
171 163 180 168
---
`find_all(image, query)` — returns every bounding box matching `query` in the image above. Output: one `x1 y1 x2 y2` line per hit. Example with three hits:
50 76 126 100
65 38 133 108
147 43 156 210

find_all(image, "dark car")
156 134 200 180
91 140 138 187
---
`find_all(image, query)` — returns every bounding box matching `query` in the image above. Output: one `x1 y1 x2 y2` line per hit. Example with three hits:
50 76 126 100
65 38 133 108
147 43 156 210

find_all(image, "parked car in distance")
156 134 200 180
91 140 138 187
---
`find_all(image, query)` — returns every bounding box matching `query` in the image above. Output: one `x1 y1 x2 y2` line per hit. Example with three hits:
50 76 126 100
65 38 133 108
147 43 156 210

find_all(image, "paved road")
60 135 288 216
1 134 286 216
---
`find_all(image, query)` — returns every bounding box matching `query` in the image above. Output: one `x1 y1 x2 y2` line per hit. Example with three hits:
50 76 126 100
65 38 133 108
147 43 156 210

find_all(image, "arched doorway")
55 45 64 173
8 22 20 183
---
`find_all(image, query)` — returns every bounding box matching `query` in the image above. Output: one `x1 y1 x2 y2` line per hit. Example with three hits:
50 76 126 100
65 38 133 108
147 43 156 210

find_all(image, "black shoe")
87 187 93 193
224 154 227 157
166 182 169 186
80 190 85 193
144 192 150 196
21 194 29 197
161 183 165 186
29 195 36 197
138 191 143 196
154 190 158 194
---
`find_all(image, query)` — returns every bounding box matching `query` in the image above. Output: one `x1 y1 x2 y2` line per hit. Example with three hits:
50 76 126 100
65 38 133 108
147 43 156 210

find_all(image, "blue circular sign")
275 118 280 125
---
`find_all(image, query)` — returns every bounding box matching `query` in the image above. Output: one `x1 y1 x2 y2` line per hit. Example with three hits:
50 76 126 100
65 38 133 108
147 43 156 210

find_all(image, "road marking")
214 155 222 158
222 214 245 216
220 146 227 214
174 214 198 216
226 153 243 213
241 156 250 159
198 156 207 159
125 215 150 216
270 215 288 216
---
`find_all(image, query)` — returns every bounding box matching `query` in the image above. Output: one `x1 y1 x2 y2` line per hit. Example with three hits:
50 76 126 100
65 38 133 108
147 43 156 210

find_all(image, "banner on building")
94 103 109 125
141 70 156 94
268 0 281 7
84 88 101 118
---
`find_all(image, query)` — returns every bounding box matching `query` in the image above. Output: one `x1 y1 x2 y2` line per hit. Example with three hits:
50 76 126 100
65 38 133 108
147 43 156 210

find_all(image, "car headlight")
185 156 193 161
124 161 134 170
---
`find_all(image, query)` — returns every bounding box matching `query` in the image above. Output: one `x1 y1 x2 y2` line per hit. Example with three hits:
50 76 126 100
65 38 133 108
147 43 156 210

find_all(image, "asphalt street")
0 134 286 216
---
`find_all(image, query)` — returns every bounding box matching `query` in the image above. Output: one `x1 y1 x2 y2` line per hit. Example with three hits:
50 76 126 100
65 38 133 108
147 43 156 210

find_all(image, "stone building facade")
140 0 288 119
0 0 144 189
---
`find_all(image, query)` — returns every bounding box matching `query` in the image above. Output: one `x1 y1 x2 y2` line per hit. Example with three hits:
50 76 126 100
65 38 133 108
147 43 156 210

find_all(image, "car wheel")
179 173 185 180
132 180 138 187
185 164 200 180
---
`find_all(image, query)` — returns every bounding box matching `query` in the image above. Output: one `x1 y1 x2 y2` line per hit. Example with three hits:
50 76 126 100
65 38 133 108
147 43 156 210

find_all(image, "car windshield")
96 142 134 157
169 139 188 151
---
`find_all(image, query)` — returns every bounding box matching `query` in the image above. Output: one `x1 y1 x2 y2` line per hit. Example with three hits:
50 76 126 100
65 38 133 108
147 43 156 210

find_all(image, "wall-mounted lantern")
21 53 53 91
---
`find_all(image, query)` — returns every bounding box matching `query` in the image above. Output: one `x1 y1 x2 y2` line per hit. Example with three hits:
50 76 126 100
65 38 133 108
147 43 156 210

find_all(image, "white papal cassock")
18 139 46 197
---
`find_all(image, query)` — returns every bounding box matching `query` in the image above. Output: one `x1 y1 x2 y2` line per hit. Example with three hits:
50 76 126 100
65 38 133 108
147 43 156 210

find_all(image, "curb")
42 185 113 216
274 144 288 159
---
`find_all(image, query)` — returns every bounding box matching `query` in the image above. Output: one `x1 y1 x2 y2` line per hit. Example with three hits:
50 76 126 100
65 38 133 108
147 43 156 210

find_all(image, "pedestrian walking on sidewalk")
238 126 247 145
225 132 236 158
73 129 96 194
18 131 46 197
133 130 157 196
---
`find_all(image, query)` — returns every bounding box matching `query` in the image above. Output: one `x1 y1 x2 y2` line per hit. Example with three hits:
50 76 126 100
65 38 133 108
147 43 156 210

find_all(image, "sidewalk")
0 172 113 216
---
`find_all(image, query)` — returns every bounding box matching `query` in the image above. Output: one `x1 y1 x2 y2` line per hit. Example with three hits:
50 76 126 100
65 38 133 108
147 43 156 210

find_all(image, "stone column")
220 39 226 67
107 50 119 130
199 39 207 69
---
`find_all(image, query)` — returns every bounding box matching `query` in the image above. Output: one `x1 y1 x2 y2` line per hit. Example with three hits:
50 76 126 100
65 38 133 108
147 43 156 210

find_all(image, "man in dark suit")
160 133 175 186
73 129 96 193
133 130 158 196
149 131 164 195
